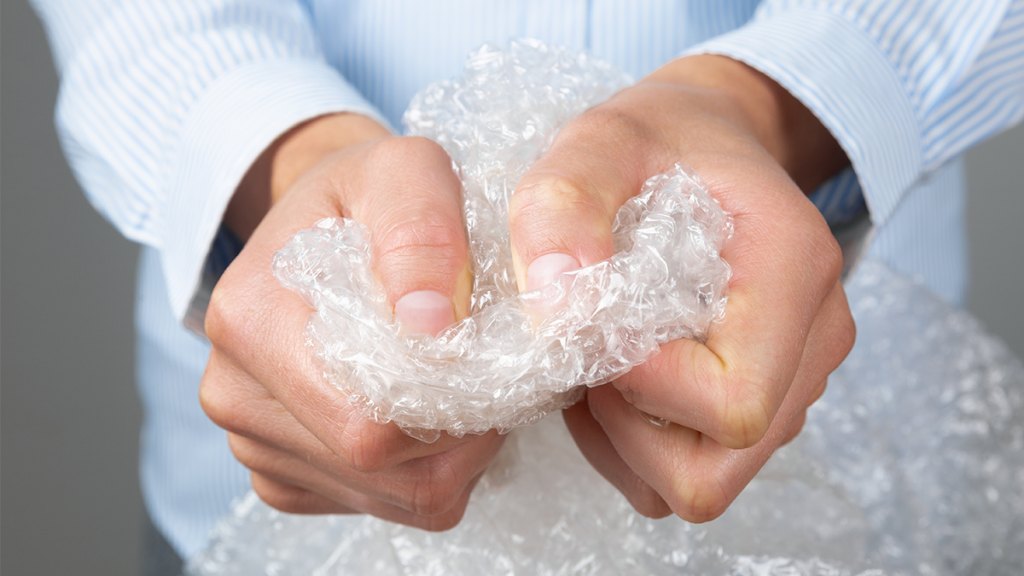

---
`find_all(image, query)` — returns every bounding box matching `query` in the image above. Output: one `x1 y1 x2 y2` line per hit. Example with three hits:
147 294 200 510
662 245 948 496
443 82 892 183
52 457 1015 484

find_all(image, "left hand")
509 55 856 521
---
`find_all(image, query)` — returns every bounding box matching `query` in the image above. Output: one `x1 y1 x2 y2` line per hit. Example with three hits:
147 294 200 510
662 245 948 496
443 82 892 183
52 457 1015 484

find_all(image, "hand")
201 114 503 529
510 56 856 520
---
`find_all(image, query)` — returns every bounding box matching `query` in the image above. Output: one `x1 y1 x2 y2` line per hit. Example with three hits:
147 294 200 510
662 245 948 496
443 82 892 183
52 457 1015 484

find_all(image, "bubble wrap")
188 261 1024 575
273 40 732 439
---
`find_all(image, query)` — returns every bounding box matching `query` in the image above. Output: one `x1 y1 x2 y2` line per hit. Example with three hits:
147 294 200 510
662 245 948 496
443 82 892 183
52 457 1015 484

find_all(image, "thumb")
509 120 648 293
351 137 472 336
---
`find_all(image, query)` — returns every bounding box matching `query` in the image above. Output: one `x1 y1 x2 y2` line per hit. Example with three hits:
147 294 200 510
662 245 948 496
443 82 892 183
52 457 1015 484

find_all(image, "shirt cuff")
161 59 388 329
686 8 923 228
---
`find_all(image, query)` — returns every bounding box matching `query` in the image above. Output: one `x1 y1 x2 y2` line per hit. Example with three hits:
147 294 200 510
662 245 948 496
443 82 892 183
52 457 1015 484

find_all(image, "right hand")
200 114 504 530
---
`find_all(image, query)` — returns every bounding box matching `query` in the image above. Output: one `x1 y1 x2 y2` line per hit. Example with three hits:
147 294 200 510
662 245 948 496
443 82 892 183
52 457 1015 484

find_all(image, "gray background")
2 1 1022 574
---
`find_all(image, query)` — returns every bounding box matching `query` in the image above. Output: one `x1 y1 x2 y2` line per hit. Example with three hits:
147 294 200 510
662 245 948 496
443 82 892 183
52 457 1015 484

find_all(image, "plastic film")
189 261 1024 575
272 40 732 439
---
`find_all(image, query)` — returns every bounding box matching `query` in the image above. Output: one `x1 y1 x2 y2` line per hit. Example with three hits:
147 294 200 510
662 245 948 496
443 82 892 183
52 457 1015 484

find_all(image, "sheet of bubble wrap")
188 260 1024 576
273 40 732 439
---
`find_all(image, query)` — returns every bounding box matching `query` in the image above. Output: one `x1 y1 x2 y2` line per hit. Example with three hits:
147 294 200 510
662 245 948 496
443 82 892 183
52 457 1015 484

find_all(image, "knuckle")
374 222 466 298
681 495 731 524
509 174 610 258
624 477 671 519
781 410 810 446
204 282 235 346
198 372 234 431
823 290 857 374
633 497 671 519
338 422 392 473
791 410 810 437
420 503 468 532
252 476 310 514
569 106 653 148
818 232 845 283
364 162 467 293
668 475 732 524
512 174 603 221
374 212 464 264
810 379 829 405
409 458 463 517
204 274 261 357
837 307 857 360
718 377 774 449
226 434 262 470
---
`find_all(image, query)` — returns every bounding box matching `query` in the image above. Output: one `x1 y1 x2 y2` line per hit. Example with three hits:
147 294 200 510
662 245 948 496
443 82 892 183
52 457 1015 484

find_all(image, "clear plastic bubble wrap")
188 261 1024 575
272 39 732 439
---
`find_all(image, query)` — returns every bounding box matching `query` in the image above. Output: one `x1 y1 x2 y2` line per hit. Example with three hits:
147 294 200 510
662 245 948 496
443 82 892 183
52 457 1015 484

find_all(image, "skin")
200 54 855 527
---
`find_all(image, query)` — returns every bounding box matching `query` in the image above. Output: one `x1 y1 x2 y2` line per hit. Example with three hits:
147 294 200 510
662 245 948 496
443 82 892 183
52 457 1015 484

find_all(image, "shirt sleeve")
687 0 1024 227
30 0 389 323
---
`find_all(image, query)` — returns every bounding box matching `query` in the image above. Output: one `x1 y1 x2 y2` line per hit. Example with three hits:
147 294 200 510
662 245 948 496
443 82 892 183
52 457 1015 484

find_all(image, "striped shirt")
31 0 1024 559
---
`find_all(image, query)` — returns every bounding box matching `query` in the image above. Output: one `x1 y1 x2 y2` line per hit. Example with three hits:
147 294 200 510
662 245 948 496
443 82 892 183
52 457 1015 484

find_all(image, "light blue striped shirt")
31 0 1024 559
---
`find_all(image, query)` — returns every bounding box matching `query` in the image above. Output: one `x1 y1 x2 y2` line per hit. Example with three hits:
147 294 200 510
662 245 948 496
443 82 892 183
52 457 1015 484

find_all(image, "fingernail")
526 253 580 292
394 290 455 336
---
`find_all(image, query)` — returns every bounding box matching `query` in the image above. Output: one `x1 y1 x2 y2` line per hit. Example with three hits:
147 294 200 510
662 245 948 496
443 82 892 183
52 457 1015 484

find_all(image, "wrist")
645 55 847 192
225 113 391 240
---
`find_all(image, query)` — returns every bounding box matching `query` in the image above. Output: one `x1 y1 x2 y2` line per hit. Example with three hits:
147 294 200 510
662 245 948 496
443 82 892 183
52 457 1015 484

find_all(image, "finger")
677 175 845 446
588 303 845 525
614 224 852 450
780 409 808 446
250 473 356 515
393 433 505 515
615 280 851 431
508 109 664 292
232 430 495 520
200 349 482 472
809 376 829 405
250 471 477 531
229 433 412 510
562 399 671 518
587 385 771 523
349 137 473 333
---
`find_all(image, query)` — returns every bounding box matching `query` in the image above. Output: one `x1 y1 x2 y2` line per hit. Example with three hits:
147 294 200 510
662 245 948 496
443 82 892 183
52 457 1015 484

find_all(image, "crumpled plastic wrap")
273 39 732 439
188 260 1024 575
